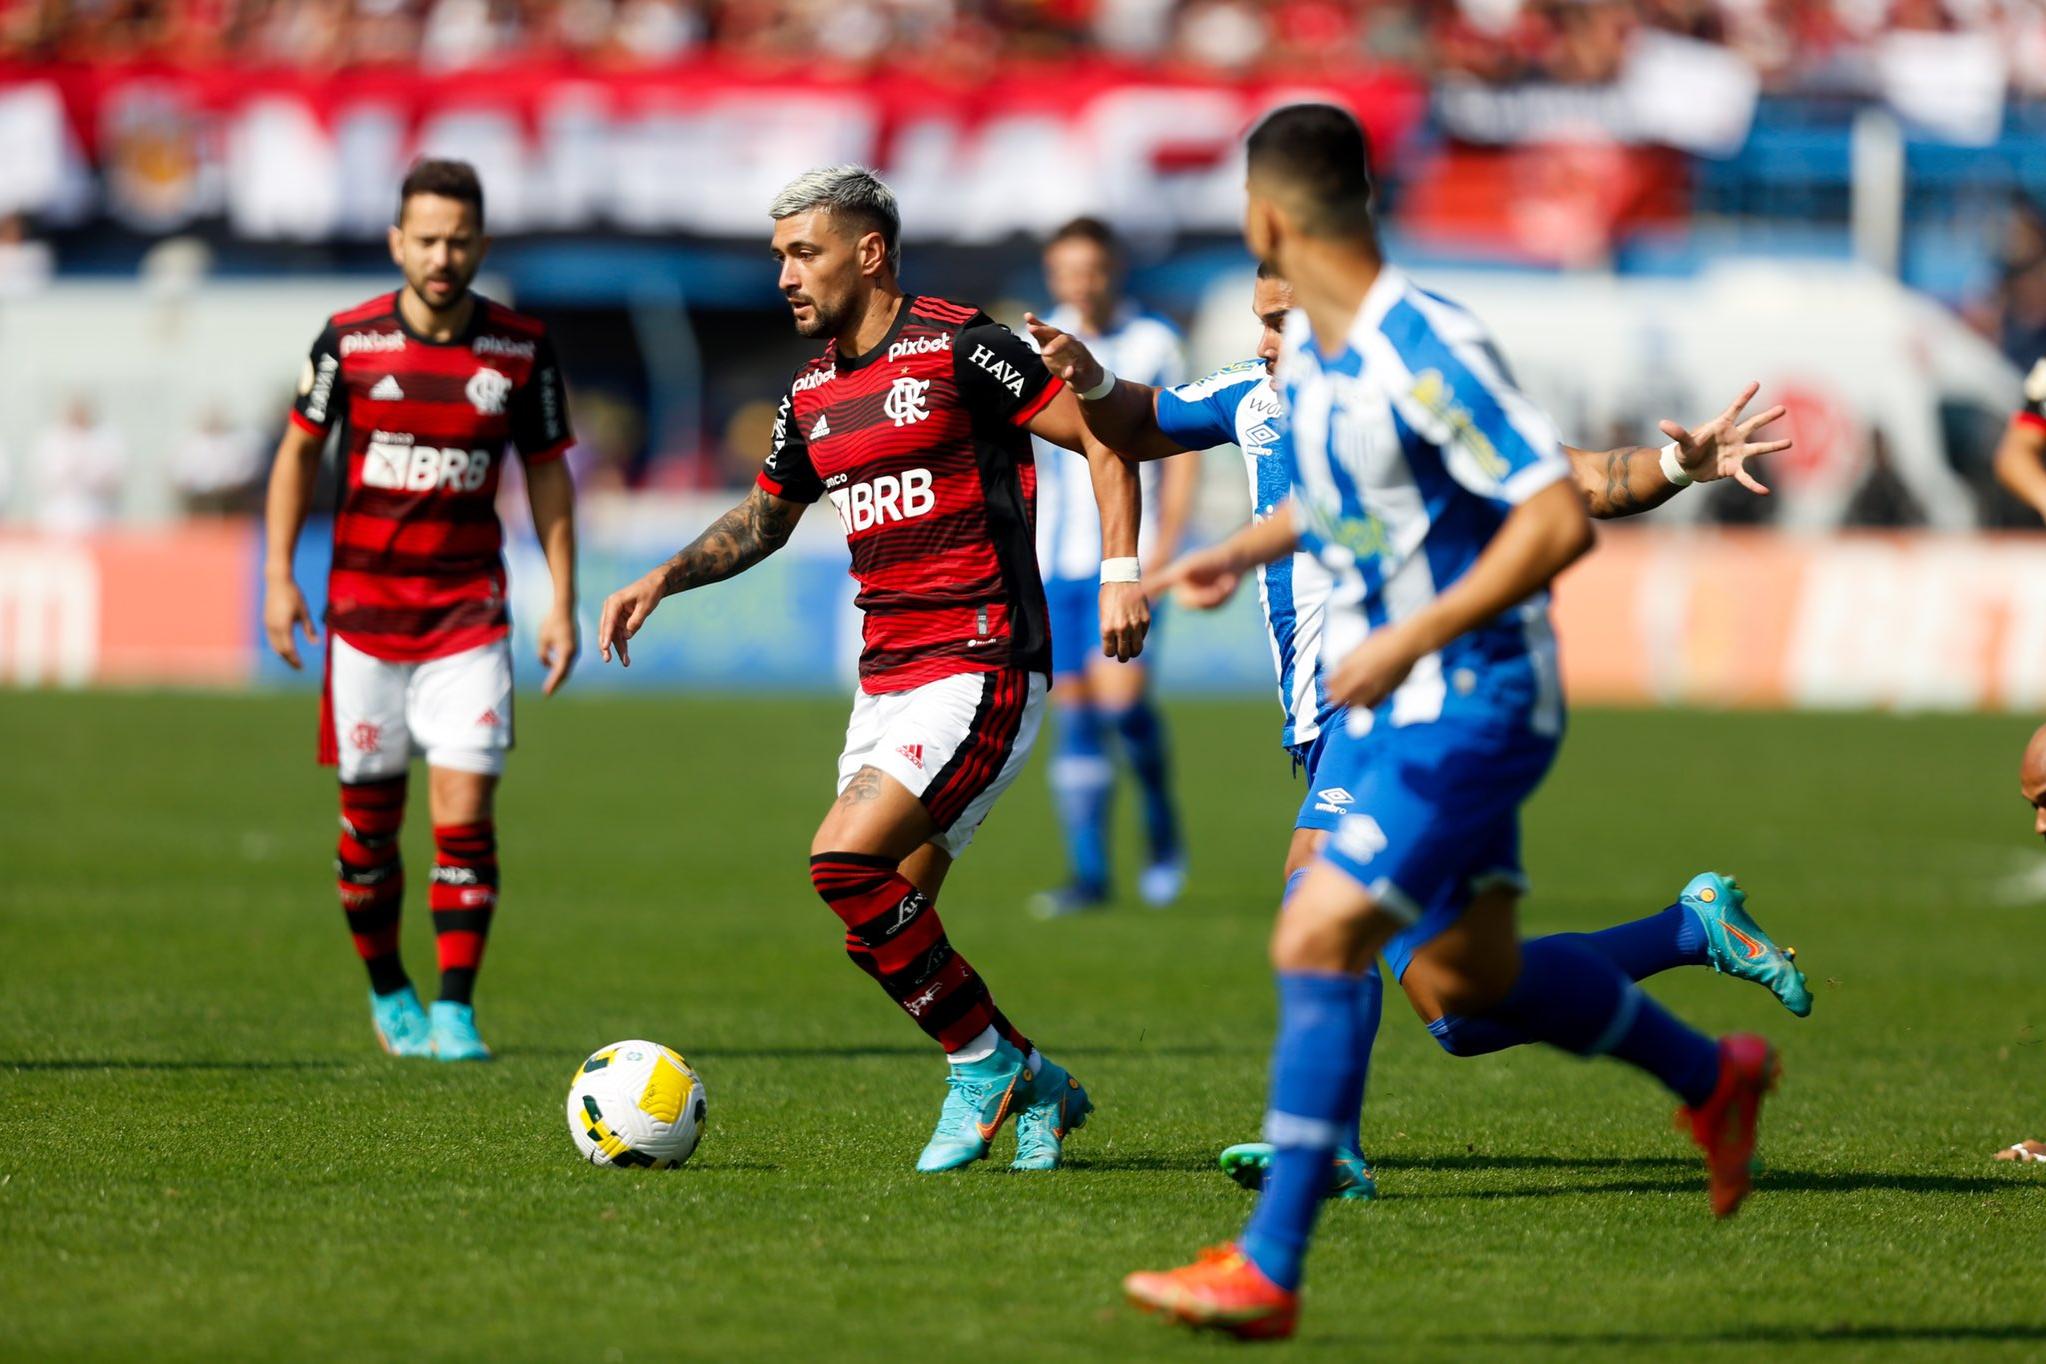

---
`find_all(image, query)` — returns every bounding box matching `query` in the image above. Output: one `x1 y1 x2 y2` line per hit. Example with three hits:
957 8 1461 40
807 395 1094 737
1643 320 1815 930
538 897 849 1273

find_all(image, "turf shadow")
1 1058 346 1072
1401 1168 2017 1201
1372 1153 1696 1173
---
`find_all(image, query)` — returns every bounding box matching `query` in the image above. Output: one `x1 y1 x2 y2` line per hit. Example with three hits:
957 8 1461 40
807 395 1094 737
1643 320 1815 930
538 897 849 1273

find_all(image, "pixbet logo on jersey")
364 435 493 492
887 333 951 363
828 467 935 533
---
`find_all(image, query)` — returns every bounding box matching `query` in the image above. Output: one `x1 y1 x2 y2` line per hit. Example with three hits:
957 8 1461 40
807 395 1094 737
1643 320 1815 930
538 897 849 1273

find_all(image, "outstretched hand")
1662 382 1789 495
1023 312 1107 397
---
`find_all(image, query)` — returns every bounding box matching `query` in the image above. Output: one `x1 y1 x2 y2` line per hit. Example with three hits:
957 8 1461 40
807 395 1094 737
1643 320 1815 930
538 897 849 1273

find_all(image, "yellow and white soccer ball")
566 1040 707 1169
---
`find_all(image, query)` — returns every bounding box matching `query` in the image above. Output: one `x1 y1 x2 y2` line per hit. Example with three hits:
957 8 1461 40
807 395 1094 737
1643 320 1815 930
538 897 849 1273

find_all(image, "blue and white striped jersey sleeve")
1376 293 1568 506
1156 361 1266 453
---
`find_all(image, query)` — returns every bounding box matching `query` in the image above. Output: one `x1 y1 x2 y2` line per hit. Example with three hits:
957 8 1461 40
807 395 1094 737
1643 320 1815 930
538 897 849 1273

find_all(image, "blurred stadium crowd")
0 0 2041 96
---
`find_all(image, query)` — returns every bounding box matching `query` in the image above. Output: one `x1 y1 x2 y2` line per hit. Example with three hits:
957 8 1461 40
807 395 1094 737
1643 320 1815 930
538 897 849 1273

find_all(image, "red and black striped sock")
431 820 498 1006
809 851 1032 1055
337 776 408 996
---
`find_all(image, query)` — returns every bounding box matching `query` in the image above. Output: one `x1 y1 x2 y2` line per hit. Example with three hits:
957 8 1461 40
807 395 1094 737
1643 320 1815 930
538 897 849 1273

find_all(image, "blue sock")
1048 704 1112 894
1240 972 1371 1292
1105 700 1179 865
1427 1011 1525 1057
1280 868 1380 1153
1564 904 1707 982
1486 935 1722 1107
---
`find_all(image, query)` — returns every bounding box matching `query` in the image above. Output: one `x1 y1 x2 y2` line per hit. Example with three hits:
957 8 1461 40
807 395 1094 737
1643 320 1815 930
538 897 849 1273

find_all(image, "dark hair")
1245 104 1375 239
397 159 485 227
1046 215 1119 256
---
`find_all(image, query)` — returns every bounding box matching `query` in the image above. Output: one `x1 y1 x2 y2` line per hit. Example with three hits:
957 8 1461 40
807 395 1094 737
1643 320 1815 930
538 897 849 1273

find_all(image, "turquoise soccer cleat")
1681 872 1812 1018
370 985 433 1058
1011 1055 1093 1171
427 1000 494 1062
1218 1141 1378 1201
916 1039 1028 1172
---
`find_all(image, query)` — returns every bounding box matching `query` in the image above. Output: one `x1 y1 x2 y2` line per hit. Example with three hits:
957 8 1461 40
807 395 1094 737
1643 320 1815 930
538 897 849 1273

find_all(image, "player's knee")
1422 954 1518 1016
808 850 895 908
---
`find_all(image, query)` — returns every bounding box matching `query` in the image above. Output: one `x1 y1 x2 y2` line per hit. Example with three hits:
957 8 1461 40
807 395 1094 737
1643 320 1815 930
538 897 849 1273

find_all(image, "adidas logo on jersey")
811 412 831 439
370 375 405 401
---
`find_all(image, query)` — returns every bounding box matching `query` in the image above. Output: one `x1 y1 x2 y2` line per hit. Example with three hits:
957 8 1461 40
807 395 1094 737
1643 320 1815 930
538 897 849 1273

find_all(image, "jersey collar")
393 288 487 348
834 294 913 374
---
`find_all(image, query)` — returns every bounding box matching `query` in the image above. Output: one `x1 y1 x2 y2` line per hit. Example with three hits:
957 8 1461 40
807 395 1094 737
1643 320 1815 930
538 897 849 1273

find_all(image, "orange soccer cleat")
1676 1032 1781 1218
1123 1244 1300 1341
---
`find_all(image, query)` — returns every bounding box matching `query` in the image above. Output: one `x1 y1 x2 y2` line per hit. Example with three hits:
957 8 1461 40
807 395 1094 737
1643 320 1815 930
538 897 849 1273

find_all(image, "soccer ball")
566 1040 707 1169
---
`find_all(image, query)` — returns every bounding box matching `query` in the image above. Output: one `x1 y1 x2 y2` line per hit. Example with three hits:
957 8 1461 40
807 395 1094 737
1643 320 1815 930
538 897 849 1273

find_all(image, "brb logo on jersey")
884 377 931 427
828 467 935 533
364 435 493 493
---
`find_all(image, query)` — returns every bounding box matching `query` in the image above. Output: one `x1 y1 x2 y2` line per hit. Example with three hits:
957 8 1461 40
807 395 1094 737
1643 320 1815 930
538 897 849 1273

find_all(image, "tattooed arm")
1570 383 1790 521
1570 443 1669 520
596 485 807 666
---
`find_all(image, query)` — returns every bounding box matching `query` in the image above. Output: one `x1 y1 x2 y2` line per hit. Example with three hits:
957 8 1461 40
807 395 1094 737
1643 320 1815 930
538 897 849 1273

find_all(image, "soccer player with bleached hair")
263 160 580 1062
597 165 1148 1173
1030 266 1809 1202
1089 104 1779 1337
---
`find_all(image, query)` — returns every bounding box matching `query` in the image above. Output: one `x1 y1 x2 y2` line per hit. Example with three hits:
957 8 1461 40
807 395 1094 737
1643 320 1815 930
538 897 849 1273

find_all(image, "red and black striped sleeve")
954 315 1064 430
289 322 343 436
509 332 574 464
756 381 823 503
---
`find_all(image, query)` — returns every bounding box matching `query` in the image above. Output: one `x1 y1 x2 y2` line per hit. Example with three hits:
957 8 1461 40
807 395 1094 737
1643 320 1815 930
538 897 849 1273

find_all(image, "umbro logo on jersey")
897 743 924 769
810 412 831 439
370 375 405 401
1312 786 1355 815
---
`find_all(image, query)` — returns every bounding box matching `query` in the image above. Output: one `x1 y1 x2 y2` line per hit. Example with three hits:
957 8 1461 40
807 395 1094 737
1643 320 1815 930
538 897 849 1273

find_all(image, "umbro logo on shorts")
370 375 405 401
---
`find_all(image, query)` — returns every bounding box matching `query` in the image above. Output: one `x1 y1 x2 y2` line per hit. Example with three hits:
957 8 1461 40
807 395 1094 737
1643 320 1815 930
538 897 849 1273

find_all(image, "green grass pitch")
4 691 2046 1361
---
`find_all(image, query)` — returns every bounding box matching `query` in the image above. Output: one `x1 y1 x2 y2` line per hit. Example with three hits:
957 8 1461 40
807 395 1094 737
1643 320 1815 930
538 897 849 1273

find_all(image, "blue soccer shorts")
1308 713 1559 981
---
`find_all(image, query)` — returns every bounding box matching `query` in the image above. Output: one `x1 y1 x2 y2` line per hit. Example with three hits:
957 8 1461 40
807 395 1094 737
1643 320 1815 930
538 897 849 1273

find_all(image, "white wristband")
1077 367 1117 402
1100 557 1141 585
1658 441 1693 488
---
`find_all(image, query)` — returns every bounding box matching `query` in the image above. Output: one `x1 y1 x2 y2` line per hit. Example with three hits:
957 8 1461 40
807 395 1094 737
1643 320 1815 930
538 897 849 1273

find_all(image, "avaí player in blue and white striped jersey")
1029 227 1812 1218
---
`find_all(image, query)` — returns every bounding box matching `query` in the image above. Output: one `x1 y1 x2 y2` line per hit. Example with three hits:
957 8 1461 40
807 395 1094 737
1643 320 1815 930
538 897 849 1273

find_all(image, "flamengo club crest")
466 366 512 415
884 376 930 427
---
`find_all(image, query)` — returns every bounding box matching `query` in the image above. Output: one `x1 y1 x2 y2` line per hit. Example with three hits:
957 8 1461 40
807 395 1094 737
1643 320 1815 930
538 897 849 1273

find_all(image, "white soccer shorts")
835 668 1048 858
324 634 513 783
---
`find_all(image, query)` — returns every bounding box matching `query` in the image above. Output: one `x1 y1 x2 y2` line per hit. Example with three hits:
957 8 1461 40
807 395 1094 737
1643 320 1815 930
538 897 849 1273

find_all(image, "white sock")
948 1024 999 1065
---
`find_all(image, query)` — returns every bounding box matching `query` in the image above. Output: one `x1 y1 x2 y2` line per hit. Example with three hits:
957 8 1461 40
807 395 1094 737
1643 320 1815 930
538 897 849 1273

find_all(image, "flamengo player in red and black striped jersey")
262 160 580 1064
599 166 1148 1174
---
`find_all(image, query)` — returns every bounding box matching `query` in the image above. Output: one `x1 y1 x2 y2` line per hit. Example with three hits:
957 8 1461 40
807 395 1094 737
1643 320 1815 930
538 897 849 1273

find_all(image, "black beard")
791 301 839 338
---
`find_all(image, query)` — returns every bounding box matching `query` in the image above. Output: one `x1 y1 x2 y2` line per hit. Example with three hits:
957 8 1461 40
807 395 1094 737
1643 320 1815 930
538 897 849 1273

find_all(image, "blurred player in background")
1992 358 2046 519
1035 262 1807 1202
263 160 579 1063
1028 218 1197 916
1066 104 1779 1336
597 166 1147 1174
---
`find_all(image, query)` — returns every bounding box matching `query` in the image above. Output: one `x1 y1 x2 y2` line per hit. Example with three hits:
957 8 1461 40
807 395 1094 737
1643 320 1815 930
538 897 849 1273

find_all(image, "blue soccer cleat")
1218 1141 1378 1201
917 1039 1029 1172
1680 872 1812 1018
370 985 433 1058
427 1000 494 1062
1012 1055 1093 1171
1139 858 1187 909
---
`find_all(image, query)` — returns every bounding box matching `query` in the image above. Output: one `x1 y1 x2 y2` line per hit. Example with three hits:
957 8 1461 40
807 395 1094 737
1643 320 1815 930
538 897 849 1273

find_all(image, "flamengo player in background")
1115 105 1779 1337
1027 218 1197 916
1992 357 2046 519
263 160 578 1063
1033 265 1807 1204
597 166 1147 1174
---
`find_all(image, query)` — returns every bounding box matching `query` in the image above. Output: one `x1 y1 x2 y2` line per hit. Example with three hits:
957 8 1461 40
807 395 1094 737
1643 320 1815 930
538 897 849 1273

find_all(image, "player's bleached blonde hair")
769 165 902 275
